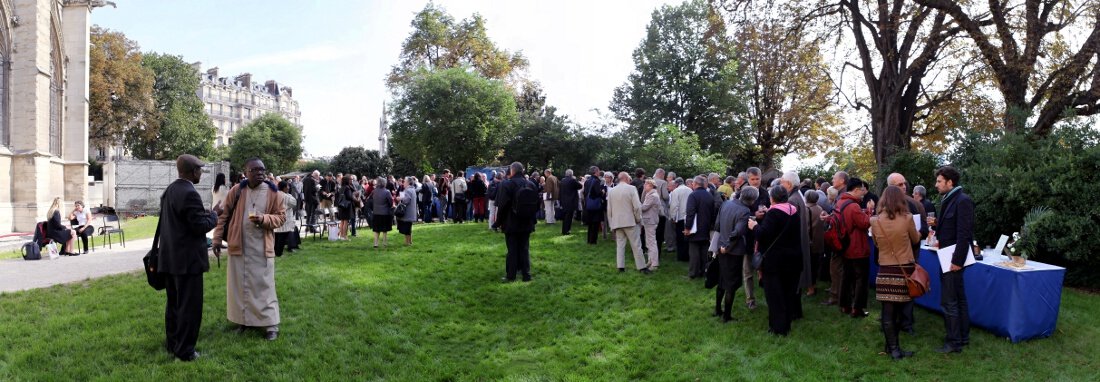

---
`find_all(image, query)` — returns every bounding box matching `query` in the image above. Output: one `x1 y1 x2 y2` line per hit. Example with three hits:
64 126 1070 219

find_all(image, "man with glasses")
213 158 287 341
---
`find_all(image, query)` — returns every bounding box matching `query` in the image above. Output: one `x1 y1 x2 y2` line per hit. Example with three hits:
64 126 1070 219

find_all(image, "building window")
49 49 62 156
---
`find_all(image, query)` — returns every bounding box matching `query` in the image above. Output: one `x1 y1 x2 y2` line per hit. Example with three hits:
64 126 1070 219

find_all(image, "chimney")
235 73 252 88
265 80 279 96
283 87 293 98
191 61 202 73
206 67 219 79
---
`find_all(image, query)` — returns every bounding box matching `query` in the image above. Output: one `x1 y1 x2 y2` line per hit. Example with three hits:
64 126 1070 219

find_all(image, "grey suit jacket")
717 199 751 255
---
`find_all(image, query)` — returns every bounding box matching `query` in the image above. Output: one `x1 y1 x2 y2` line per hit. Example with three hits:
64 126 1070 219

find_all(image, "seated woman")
68 200 95 254
46 197 79 256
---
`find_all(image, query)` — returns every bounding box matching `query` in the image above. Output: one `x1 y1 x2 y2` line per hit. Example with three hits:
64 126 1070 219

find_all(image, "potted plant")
1005 207 1052 266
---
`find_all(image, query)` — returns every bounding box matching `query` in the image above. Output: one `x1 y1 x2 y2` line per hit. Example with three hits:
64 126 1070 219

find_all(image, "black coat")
469 178 487 198
493 174 536 234
320 178 336 201
559 176 582 211
46 211 72 244
303 176 318 204
753 206 804 274
685 188 716 242
935 189 975 267
157 179 219 275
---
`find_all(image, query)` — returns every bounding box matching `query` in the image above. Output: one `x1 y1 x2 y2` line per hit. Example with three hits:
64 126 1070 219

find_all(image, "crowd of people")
156 152 974 362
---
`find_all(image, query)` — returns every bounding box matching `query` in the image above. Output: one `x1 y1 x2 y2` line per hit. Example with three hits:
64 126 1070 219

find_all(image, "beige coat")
640 189 660 225
606 181 641 230
871 213 920 266
544 175 560 200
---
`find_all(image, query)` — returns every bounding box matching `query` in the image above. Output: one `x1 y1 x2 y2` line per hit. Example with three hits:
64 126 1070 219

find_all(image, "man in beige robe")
213 158 287 341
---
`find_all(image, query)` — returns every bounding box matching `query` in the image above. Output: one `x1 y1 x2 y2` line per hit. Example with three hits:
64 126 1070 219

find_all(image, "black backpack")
512 179 541 221
21 242 41 260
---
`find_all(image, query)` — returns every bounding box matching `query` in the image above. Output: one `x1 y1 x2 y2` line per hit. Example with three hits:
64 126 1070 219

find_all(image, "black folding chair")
99 213 126 249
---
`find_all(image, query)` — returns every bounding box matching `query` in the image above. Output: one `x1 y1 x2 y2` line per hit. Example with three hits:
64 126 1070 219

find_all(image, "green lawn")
0 222 1097 381
0 216 160 260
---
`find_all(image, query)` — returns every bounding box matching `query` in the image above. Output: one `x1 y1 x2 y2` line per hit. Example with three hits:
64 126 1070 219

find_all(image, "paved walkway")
0 238 155 293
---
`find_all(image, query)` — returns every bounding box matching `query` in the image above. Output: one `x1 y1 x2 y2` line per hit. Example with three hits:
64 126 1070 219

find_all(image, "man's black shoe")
618 268 625 273
177 351 200 362
640 268 652 275
264 331 278 341
934 345 962 354
521 275 532 282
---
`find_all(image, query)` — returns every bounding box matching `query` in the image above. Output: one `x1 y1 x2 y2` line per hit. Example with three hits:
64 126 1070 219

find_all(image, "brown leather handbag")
902 263 930 297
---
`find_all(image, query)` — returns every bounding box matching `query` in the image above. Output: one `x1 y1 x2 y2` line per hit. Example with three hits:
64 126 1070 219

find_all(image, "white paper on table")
912 215 922 231
994 234 1009 256
689 216 698 235
936 244 977 273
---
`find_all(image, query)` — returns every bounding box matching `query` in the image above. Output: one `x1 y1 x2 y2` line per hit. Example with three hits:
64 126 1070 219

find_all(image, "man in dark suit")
158 154 219 362
493 162 537 282
932 166 974 354
558 169 582 236
683 176 716 279
302 171 320 232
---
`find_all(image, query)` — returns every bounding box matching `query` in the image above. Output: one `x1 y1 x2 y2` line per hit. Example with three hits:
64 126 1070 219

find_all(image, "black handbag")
143 216 166 291
704 257 721 289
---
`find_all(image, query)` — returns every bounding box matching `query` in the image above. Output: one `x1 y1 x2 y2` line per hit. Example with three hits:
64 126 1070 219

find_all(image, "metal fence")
103 160 230 216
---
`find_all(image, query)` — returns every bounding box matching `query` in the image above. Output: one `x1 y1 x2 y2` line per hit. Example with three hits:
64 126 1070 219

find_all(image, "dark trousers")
422 201 434 223
941 268 970 347
274 232 289 257
586 217 600 244
763 270 800 335
505 232 531 279
688 241 707 277
829 252 844 301
453 200 468 223
561 206 576 235
715 254 744 319
305 200 319 230
656 216 666 253
164 273 203 359
349 207 358 236
674 220 689 262
75 225 94 252
840 257 869 311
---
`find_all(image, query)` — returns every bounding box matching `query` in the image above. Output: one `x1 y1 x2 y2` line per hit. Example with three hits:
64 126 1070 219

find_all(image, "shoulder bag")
143 197 167 291
872 218 930 297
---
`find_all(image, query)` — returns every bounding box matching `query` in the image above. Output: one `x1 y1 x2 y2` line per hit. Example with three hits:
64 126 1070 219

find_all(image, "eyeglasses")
249 168 267 174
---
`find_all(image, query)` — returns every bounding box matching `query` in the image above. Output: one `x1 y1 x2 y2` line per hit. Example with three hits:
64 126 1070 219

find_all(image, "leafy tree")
228 114 303 175
633 124 726 176
330 146 392 179
610 0 748 156
89 26 154 152
914 0 1100 135
387 143 420 178
734 20 841 168
127 53 216 160
389 67 518 173
387 3 528 89
298 158 330 174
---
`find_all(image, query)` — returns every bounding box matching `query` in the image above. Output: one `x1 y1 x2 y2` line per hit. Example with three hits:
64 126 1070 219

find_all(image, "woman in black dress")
46 197 79 256
748 185 803 335
370 177 394 248
336 176 355 240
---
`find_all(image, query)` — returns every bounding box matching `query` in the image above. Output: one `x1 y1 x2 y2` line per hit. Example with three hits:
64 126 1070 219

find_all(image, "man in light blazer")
607 172 649 274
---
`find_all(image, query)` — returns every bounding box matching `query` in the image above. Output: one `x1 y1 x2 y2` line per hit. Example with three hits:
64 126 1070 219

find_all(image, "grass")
0 221 1097 381
0 216 160 260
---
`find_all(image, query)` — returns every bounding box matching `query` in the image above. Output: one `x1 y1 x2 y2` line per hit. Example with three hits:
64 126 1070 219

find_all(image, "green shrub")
952 125 1100 288
877 150 942 194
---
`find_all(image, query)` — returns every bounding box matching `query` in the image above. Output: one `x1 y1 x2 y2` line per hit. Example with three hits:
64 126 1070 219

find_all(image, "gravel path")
0 238 157 293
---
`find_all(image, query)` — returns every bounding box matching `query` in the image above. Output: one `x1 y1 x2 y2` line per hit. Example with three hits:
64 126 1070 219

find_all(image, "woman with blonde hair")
871 185 920 360
46 197 79 256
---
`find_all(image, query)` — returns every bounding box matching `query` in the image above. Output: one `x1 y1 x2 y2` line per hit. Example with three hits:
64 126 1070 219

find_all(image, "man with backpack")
492 162 539 282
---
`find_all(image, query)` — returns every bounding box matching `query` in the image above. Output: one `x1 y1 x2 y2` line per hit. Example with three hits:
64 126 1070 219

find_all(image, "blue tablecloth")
869 240 1065 343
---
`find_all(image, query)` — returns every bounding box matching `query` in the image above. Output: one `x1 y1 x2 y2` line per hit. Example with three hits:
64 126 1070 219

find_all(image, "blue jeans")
940 268 970 347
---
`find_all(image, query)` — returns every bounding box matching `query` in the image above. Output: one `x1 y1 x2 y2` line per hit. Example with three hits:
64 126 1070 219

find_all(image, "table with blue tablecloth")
869 241 1066 343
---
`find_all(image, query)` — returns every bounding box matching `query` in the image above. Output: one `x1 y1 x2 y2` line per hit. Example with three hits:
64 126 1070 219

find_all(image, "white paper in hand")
689 216 698 235
936 244 977 273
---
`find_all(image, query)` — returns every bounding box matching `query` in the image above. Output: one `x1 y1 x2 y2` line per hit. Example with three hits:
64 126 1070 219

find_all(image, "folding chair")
99 213 126 249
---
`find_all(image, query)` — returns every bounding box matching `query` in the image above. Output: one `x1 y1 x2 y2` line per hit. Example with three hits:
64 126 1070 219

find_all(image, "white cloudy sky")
93 0 682 158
